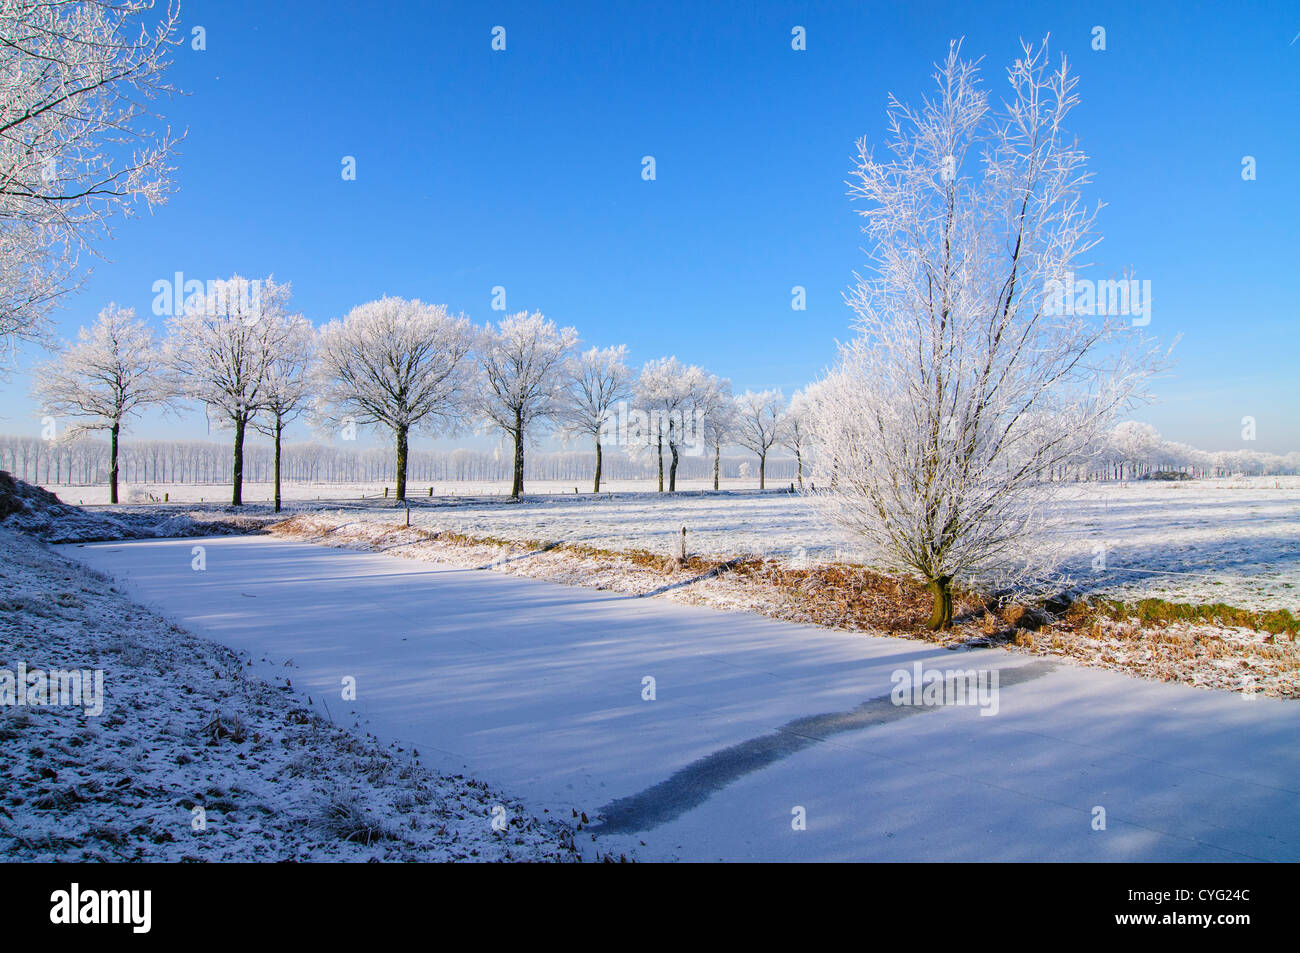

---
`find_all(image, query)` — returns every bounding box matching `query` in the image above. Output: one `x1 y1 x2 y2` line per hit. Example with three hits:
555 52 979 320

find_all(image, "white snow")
58 534 1300 861
0 528 579 861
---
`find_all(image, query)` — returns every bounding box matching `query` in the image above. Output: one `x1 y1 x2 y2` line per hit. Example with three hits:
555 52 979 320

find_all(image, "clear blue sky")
3 0 1297 452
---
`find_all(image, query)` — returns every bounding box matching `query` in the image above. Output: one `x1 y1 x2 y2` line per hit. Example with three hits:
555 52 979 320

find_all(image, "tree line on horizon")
26 292 801 509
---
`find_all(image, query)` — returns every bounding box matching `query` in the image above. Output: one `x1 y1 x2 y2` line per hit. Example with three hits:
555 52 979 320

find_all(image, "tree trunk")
669 442 679 492
395 425 409 502
231 416 246 506
511 408 524 499
758 452 766 490
926 575 954 630
795 449 803 490
593 437 602 493
273 418 283 513
713 444 720 491
657 431 664 492
109 421 120 505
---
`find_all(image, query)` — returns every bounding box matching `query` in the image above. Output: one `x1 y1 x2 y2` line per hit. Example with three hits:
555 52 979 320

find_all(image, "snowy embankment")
0 476 580 861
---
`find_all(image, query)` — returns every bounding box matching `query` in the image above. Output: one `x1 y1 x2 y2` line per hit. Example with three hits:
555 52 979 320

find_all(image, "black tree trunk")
511 408 524 499
657 431 664 492
395 425 409 502
109 421 120 505
231 416 246 506
273 418 283 513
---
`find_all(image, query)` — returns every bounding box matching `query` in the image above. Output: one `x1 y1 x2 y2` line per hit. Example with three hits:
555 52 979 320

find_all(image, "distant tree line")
0 434 801 489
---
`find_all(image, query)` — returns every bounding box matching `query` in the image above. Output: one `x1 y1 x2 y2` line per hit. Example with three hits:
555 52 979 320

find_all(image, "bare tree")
474 311 578 499
694 372 733 490
31 303 166 502
735 389 785 490
561 344 630 492
252 314 314 512
314 297 474 502
0 1 182 370
806 38 1162 630
165 276 293 506
781 389 811 490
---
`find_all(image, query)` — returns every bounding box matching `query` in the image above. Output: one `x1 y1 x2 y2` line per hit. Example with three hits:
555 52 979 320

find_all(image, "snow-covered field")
54 476 1295 612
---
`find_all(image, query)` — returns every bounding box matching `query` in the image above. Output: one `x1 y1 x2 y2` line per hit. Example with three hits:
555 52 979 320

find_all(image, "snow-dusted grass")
0 527 579 861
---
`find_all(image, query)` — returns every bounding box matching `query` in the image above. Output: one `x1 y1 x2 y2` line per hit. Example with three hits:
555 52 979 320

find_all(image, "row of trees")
30 286 811 508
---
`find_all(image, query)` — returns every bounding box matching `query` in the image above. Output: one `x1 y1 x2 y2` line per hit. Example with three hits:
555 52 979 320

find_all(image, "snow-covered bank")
0 523 579 861
1 471 274 544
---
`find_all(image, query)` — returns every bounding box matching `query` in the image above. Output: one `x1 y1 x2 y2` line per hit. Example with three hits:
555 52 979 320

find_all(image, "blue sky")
4 0 1298 451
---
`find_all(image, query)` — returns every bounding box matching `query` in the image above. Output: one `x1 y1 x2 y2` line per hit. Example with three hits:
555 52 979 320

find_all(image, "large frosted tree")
314 297 475 502
474 311 578 499
806 39 1161 630
165 276 294 506
31 304 166 502
561 344 631 492
0 1 181 371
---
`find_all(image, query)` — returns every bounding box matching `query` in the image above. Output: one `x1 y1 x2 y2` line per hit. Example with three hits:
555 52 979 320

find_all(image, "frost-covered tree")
1109 421 1161 480
314 297 474 502
638 357 708 492
473 311 578 499
806 39 1162 629
252 315 314 512
781 389 812 490
735 389 785 490
694 372 734 490
560 344 630 492
31 304 166 502
165 276 294 506
0 1 182 371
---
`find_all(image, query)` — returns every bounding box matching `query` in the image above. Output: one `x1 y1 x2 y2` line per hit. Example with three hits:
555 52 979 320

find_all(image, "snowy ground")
59 534 1300 862
0 527 580 861
52 476 1296 612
